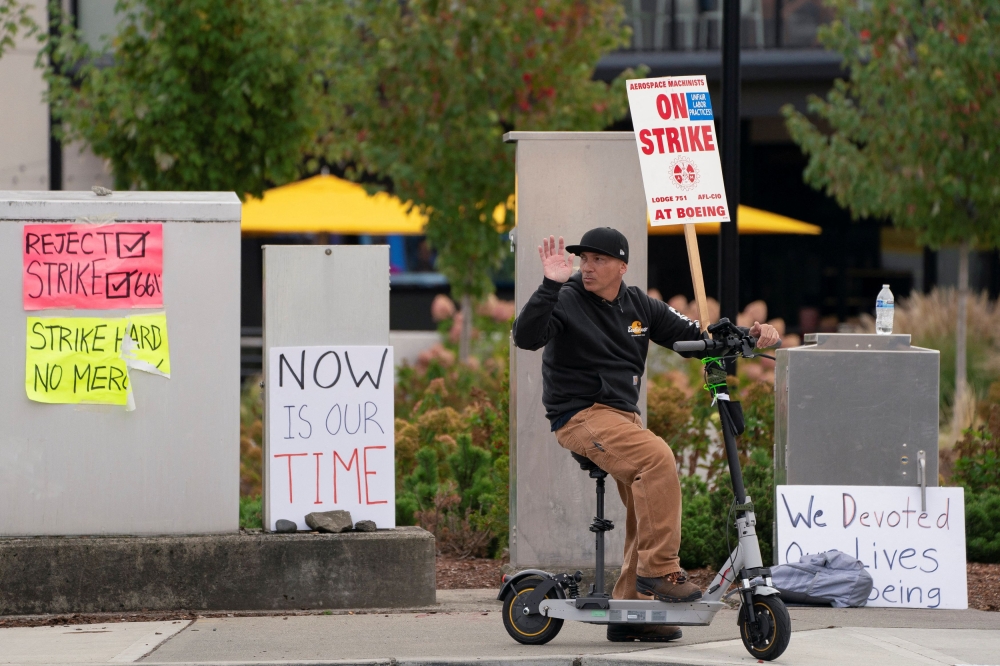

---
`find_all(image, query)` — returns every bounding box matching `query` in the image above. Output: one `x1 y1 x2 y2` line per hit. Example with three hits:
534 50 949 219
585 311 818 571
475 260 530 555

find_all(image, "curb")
137 660 584 666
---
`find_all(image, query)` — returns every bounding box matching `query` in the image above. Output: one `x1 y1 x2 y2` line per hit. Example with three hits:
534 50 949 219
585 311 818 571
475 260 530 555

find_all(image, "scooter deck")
539 598 726 625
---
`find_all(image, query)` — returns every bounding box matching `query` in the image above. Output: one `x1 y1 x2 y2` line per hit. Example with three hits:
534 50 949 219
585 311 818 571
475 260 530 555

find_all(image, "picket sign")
627 75 729 331
267 345 395 531
776 485 967 609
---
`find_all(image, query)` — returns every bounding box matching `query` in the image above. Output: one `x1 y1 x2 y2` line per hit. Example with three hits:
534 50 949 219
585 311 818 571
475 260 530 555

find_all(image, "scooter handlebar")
672 339 715 352
672 337 782 354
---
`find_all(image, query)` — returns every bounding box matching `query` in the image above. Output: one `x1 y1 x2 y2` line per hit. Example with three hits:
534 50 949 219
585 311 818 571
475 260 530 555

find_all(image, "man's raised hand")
538 235 575 283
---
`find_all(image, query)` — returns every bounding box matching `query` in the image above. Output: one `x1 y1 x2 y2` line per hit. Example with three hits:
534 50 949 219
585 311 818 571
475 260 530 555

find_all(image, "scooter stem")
716 389 748 507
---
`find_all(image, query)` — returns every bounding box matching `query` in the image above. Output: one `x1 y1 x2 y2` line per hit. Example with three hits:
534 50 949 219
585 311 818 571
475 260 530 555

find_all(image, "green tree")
0 0 34 59
783 0 1000 439
44 0 319 199
319 0 638 358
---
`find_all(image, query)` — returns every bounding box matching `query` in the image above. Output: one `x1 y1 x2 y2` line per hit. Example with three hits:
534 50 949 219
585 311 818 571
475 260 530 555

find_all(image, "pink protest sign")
23 223 164 310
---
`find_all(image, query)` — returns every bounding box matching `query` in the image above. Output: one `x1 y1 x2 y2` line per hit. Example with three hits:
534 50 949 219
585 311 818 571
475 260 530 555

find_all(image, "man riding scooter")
512 227 780 643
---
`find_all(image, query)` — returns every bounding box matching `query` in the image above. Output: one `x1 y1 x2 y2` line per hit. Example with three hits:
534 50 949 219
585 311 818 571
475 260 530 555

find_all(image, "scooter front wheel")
501 577 564 645
739 595 790 661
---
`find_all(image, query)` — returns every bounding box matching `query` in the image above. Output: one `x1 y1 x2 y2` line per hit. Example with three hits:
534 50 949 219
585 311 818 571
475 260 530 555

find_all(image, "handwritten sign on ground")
626 76 730 227
23 223 164 310
776 485 967 609
123 313 171 377
26 316 133 408
267 345 395 530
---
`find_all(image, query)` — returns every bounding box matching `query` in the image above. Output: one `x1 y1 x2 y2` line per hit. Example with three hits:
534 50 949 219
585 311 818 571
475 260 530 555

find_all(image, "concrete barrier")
0 527 434 614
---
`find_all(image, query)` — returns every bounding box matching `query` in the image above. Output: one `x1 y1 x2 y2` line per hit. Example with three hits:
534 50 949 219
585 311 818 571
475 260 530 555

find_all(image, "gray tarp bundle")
771 550 874 607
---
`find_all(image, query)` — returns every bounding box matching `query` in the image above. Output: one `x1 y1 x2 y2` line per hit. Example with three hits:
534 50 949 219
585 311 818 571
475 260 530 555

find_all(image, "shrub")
647 379 704 477
679 448 774 570
740 447 775 568
679 475 716 569
654 361 777 570
240 377 264 497
953 402 1000 563
448 433 495 512
240 494 263 530
966 490 1000 563
954 405 1000 493
239 313 783 567
393 356 511 557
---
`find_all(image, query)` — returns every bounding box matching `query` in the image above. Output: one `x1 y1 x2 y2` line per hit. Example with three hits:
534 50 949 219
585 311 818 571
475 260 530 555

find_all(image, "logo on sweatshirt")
628 320 648 337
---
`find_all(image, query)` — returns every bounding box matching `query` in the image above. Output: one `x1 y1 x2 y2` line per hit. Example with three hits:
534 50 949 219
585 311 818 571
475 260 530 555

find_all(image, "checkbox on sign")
106 272 132 299
116 232 148 259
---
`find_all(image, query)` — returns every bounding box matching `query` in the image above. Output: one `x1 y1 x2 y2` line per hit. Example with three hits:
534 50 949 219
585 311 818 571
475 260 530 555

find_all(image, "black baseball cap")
566 227 629 264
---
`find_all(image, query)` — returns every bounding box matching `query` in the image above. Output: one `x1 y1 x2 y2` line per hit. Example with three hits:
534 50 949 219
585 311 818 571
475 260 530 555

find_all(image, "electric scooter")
498 318 790 661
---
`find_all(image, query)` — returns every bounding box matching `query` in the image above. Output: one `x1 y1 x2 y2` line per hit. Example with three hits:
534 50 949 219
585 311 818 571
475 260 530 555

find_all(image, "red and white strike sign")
626 76 730 227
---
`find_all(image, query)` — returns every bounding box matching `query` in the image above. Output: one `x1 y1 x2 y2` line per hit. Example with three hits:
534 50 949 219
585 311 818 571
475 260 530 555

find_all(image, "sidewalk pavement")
2 589 998 666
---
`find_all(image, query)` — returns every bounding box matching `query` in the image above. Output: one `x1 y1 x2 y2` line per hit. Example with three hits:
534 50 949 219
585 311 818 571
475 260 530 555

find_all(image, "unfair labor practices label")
626 76 730 227
776 485 967 609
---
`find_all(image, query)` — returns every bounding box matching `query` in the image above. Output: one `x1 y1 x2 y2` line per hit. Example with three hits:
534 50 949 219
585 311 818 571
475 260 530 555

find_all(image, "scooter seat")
570 451 607 475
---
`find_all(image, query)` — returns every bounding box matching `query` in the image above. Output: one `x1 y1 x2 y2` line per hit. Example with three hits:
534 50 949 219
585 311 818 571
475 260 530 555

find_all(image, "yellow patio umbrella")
241 178 818 238
241 174 428 235
648 205 821 235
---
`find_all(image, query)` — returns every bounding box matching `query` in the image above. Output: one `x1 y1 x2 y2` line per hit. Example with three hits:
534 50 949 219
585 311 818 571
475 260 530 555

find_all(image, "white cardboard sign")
626 75 730 227
776 485 967 609
267 345 395 531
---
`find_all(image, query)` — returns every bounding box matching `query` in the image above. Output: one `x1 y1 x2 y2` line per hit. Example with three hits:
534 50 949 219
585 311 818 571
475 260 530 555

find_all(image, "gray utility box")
774 333 940 488
261 245 389 531
0 191 241 535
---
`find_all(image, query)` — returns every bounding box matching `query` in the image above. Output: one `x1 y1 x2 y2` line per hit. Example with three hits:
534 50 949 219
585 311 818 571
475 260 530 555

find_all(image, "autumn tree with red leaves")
318 1 639 359
783 0 1000 438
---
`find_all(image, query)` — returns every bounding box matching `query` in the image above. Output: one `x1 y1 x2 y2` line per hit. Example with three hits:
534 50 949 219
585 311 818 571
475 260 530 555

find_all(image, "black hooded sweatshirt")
512 272 705 428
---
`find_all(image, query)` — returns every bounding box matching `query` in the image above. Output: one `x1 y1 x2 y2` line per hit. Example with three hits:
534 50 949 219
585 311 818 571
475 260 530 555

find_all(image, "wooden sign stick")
683 223 710 332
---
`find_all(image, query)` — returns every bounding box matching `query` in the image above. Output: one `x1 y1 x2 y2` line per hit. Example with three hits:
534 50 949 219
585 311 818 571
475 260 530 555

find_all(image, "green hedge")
954 410 1000 563
243 331 1000 564
966 490 1000 563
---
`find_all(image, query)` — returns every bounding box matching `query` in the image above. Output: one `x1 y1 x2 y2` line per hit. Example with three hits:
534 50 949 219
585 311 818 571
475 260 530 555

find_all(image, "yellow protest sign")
25 317 133 407
123 313 171 377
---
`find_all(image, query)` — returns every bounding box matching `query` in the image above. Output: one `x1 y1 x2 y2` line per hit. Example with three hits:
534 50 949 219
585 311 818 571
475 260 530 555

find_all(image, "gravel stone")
354 520 377 532
274 519 297 533
305 510 353 533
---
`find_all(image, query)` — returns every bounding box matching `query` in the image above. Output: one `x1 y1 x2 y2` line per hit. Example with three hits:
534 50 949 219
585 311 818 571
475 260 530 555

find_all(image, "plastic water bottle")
876 284 894 335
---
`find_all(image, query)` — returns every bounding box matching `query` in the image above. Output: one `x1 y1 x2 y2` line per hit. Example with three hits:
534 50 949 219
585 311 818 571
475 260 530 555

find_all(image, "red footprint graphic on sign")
669 157 700 191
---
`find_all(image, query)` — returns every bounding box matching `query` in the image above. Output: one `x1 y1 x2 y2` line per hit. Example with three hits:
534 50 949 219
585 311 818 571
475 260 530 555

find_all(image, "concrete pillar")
504 132 648 573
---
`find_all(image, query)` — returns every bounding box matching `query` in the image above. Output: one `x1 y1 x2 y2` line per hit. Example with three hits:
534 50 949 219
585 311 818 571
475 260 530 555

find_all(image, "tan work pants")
555 403 682 600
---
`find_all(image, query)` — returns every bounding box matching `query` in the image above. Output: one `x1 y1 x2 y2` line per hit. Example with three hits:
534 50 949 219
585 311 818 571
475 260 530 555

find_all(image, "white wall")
64 139 114 190
0 2 116 192
0 1 48 190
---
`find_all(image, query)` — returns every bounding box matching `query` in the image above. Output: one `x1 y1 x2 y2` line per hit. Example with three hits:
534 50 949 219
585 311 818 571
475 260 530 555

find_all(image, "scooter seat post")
569 451 613 599
594 474 606 595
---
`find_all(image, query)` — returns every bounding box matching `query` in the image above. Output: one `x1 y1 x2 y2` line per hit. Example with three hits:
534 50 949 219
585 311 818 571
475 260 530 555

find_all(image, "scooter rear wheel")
739 595 790 661
501 577 564 645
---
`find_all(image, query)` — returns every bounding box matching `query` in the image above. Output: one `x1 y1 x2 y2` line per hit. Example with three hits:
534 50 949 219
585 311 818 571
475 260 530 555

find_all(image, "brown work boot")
636 570 703 602
607 623 683 642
